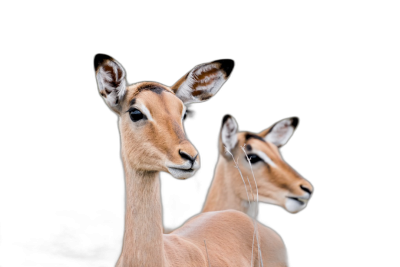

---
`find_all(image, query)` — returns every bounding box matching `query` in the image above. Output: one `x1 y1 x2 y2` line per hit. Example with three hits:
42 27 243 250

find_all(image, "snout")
285 181 314 213
166 144 200 179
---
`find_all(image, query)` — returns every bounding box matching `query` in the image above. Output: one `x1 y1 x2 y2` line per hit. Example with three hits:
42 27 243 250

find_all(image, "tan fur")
203 117 314 217
94 55 287 267
112 87 287 266
116 87 287 267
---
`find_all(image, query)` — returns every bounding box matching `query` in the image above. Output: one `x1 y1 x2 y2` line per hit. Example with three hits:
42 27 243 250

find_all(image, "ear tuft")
94 54 127 109
93 53 114 72
291 116 300 131
262 117 299 147
212 59 235 77
171 59 235 104
221 114 239 152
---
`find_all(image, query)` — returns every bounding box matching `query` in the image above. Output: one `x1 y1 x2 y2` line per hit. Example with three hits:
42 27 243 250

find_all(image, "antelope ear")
260 117 299 147
94 54 127 110
220 114 239 152
171 59 234 104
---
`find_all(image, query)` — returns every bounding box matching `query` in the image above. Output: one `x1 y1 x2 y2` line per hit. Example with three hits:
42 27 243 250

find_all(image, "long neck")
202 156 258 218
117 160 165 267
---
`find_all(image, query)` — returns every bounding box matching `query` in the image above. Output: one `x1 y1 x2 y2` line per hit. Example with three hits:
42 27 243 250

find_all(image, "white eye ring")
251 150 276 168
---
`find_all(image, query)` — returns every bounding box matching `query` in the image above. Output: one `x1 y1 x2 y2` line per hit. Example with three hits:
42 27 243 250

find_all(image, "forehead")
238 132 280 154
124 82 184 113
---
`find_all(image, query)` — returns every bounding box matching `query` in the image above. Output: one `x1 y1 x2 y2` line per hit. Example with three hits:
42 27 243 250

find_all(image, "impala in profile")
202 115 314 218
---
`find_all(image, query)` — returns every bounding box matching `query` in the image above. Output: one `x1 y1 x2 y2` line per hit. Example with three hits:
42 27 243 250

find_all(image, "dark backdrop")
2 28 374 266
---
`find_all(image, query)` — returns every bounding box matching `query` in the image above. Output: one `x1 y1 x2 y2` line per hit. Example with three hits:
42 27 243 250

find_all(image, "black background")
2 18 386 266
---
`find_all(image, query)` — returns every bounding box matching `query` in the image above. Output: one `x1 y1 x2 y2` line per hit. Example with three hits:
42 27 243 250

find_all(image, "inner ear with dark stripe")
94 54 127 110
171 59 234 104
259 117 299 147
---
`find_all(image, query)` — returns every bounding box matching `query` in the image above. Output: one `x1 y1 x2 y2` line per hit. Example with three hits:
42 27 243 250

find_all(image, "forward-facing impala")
94 55 287 267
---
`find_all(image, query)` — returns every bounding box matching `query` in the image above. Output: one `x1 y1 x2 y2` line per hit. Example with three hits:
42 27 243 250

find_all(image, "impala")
94 55 287 267
202 115 314 218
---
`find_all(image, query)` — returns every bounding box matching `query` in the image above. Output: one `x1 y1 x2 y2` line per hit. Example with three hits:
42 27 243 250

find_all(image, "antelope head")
94 54 234 179
220 115 314 213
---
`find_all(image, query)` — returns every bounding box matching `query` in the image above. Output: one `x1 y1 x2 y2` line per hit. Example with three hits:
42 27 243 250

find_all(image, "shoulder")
173 209 255 237
203 210 286 251
171 210 287 266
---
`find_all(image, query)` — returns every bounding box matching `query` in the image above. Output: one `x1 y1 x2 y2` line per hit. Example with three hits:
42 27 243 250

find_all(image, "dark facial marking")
245 144 252 151
265 162 271 172
149 86 165 95
172 120 186 141
245 133 266 143
137 84 168 95
130 98 136 106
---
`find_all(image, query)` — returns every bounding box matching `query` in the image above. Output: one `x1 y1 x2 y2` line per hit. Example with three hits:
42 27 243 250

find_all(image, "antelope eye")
247 154 262 164
183 111 187 120
129 109 144 122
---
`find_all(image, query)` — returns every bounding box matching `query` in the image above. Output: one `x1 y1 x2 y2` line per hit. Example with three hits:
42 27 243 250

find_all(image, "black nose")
179 150 198 164
300 185 312 195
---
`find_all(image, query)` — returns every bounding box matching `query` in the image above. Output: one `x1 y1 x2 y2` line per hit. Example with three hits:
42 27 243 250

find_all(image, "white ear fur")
94 54 127 108
221 115 238 152
172 59 234 104
265 118 298 147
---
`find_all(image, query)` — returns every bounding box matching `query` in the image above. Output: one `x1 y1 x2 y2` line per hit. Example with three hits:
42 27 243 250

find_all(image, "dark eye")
247 154 263 164
129 109 144 122
183 111 187 120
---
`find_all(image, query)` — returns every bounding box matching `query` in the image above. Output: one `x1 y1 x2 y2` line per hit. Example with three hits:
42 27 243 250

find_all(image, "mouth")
287 196 307 205
285 196 308 213
167 167 197 179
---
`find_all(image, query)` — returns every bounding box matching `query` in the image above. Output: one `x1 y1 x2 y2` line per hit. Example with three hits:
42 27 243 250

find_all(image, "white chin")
285 198 307 213
167 168 197 179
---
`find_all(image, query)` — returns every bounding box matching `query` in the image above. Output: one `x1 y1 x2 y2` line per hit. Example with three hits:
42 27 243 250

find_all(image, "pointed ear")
220 114 239 152
94 54 127 110
259 117 299 147
171 59 234 104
